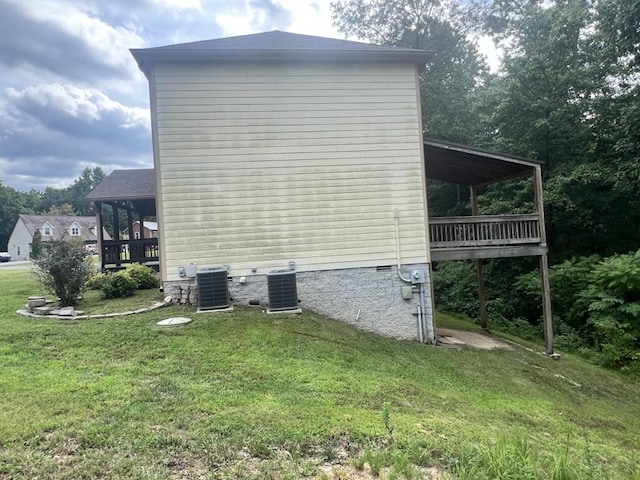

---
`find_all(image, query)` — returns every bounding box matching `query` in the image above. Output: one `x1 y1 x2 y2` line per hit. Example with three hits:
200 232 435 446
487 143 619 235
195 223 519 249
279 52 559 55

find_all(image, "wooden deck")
429 214 547 261
101 238 159 270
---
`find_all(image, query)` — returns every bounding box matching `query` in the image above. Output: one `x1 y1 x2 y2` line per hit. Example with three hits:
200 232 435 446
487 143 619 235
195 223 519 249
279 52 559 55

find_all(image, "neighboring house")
89 31 552 348
123 221 158 240
7 214 112 261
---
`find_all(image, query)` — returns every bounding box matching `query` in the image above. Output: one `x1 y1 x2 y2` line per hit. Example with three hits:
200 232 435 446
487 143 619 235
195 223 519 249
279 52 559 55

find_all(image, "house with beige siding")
88 31 554 349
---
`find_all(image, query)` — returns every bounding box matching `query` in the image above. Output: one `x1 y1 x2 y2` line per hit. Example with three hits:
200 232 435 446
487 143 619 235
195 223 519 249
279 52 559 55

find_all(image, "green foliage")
432 261 479 319
381 402 394 438
514 251 640 370
331 0 488 144
31 236 93 307
580 251 640 369
30 230 43 259
86 272 110 290
122 263 159 290
0 181 30 250
100 271 136 299
455 435 579 480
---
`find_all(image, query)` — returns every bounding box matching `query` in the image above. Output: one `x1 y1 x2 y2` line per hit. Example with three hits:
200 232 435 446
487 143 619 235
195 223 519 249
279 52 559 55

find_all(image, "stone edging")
16 299 172 320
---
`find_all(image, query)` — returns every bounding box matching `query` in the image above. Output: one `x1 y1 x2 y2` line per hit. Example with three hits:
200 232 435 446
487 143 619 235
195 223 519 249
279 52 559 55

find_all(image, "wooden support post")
127 207 133 240
540 253 554 354
112 203 121 267
471 186 488 329
476 259 488 330
96 202 104 271
533 165 554 354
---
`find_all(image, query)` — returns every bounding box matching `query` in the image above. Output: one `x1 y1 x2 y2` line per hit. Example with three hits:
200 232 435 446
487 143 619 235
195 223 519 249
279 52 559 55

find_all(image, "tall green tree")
67 167 105 216
331 0 489 143
0 180 27 250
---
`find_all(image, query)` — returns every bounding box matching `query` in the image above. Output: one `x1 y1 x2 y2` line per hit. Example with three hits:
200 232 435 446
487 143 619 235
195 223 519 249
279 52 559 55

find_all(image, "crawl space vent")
197 268 230 310
267 270 298 311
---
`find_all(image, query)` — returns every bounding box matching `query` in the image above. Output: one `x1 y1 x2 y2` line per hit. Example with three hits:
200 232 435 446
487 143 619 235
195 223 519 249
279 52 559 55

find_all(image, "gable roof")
17 214 111 241
131 30 434 76
85 169 155 202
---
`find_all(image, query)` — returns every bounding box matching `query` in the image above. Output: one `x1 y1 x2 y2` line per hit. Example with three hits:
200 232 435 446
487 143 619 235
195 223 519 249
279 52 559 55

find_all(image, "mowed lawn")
1 270 639 479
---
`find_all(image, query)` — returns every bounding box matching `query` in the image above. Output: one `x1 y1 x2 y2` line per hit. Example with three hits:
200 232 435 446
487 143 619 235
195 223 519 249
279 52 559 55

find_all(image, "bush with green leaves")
86 272 110 290
432 260 479 319
101 271 137 299
31 236 93 306
581 251 640 369
122 263 159 290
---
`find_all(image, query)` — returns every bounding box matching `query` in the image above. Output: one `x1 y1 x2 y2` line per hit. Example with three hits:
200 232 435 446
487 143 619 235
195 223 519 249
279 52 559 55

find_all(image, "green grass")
1 270 640 479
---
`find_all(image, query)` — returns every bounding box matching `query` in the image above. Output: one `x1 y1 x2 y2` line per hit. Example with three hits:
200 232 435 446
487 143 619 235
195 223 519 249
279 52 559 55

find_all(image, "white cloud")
5 84 149 133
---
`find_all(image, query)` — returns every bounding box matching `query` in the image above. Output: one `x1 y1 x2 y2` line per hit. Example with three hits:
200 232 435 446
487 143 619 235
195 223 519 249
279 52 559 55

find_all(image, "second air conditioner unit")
267 270 299 312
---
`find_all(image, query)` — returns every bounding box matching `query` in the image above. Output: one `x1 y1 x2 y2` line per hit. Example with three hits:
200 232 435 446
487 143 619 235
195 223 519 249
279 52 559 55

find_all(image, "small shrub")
31 236 93 306
86 272 110 290
101 272 137 299
123 263 159 290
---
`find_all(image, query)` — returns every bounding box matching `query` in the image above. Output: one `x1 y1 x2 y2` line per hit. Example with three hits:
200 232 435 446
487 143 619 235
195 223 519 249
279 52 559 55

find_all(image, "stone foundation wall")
164 265 433 341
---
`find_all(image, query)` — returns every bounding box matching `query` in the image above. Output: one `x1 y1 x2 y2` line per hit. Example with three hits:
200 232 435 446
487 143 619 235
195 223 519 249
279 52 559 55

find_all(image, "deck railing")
101 238 159 267
429 214 541 248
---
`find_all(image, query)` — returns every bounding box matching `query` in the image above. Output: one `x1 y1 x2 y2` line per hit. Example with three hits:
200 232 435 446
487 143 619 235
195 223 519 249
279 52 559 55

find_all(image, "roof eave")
131 48 435 76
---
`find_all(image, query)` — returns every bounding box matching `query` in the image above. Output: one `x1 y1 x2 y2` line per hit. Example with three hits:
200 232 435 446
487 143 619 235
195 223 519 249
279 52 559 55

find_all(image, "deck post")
112 202 121 267
534 165 554 354
96 201 104 271
539 254 553 354
471 186 488 329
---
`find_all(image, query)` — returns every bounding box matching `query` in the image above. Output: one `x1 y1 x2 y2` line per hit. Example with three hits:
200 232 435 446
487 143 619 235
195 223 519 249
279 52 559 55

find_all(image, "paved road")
0 261 32 270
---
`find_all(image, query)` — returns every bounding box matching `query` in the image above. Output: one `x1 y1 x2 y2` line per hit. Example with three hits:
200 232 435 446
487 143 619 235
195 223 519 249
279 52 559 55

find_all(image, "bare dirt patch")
436 328 511 350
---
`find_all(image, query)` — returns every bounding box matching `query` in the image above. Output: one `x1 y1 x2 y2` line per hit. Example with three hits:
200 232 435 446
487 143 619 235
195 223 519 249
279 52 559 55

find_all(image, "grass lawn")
1 270 640 479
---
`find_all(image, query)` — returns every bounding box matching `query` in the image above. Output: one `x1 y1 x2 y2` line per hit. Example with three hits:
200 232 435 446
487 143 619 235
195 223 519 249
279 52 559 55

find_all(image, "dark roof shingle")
85 169 155 202
131 30 434 75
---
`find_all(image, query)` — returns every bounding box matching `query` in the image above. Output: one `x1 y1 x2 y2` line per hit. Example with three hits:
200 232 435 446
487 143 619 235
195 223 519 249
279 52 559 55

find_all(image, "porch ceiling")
424 138 544 187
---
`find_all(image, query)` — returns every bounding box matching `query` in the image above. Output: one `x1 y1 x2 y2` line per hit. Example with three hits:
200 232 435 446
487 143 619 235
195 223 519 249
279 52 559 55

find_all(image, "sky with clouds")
0 0 498 193
0 0 341 192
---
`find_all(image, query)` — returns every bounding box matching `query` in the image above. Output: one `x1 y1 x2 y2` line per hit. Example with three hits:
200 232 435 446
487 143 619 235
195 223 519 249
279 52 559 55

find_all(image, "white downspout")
393 208 412 283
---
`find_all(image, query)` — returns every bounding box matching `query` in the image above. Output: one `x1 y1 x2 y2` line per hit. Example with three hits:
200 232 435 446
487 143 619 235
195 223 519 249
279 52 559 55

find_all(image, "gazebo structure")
85 168 158 270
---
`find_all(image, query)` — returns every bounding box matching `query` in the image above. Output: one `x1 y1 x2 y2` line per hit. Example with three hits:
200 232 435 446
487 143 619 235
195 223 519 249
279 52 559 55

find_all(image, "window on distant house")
43 226 52 236
17 246 20 256
152 231 158 238
134 231 140 239
71 226 80 236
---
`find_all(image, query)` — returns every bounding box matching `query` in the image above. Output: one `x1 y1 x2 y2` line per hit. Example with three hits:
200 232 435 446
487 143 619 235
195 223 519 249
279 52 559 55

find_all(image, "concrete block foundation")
164 265 433 341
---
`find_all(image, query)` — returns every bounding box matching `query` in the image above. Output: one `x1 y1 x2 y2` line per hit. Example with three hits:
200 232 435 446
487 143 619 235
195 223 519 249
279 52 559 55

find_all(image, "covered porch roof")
424 138 543 187
86 168 156 216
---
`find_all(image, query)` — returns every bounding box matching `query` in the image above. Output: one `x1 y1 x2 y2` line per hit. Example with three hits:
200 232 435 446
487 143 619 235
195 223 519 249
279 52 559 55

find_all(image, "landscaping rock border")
17 295 172 320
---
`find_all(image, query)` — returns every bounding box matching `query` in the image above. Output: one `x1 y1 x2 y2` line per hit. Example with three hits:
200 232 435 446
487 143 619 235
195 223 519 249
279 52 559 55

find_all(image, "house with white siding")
88 31 554 349
8 214 111 261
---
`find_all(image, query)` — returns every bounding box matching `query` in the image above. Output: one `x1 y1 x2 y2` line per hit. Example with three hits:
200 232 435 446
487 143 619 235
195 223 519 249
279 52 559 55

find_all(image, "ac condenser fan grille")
267 270 298 311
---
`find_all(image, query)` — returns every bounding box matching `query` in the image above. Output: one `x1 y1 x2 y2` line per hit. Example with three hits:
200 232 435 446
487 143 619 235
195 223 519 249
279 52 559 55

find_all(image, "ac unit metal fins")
267 270 301 313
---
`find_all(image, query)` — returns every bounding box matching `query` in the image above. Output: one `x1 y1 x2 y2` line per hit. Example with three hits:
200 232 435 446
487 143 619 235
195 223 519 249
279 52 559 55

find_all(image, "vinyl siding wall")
152 62 429 280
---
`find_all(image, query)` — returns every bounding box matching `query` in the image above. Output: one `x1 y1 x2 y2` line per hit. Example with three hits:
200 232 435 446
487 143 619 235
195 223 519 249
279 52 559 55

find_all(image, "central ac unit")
197 268 230 311
267 270 299 312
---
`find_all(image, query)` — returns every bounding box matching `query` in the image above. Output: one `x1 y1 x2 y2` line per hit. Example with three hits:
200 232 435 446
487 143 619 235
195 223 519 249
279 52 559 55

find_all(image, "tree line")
0 167 105 250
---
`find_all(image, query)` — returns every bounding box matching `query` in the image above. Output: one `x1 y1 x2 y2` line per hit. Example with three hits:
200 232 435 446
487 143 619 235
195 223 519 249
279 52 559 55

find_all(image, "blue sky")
0 0 339 191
